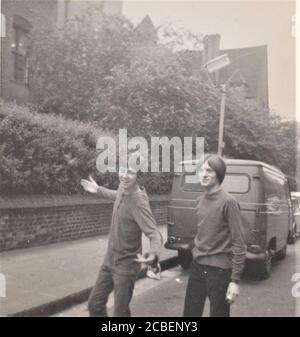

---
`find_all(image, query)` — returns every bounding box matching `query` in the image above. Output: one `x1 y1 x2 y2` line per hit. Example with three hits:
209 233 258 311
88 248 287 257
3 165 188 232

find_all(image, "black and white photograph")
0 0 299 320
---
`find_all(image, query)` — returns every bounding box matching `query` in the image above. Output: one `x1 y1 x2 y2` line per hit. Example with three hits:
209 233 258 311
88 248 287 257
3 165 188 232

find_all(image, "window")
222 174 250 194
11 15 31 84
182 173 204 192
182 172 250 194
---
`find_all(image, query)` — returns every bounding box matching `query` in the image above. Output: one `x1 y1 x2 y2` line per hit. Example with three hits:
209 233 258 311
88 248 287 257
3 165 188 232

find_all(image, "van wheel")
275 245 287 260
178 250 192 269
288 223 296 244
258 250 272 279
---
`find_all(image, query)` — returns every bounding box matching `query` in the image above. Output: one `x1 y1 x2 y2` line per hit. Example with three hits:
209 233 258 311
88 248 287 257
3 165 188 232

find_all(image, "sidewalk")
0 224 176 316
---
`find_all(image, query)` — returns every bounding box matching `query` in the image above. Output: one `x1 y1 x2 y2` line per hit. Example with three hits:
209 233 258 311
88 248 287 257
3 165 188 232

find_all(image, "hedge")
0 101 172 195
0 101 117 194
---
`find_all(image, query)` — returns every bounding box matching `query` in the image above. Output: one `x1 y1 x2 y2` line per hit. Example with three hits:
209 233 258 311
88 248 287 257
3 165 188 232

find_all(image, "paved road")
0 224 175 316
54 240 300 317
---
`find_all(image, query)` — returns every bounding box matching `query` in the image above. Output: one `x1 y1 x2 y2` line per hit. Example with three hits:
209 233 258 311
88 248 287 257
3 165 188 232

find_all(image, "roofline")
178 158 284 176
220 44 268 54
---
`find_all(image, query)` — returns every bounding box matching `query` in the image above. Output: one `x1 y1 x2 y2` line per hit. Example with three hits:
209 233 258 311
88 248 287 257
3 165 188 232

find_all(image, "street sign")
204 54 231 73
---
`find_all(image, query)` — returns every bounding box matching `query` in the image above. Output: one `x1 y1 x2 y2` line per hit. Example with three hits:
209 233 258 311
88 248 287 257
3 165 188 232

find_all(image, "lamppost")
203 54 231 156
217 83 227 156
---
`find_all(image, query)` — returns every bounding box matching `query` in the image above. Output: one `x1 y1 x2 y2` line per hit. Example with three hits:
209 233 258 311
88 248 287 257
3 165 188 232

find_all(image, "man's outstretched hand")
80 176 99 194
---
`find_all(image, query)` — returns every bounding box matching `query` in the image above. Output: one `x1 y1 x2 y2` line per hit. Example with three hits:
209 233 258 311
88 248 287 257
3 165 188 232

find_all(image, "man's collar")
121 184 141 195
205 186 222 196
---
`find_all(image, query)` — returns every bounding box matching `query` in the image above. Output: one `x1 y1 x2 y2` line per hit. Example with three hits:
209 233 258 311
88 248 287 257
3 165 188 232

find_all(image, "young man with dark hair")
183 154 246 317
80 166 162 317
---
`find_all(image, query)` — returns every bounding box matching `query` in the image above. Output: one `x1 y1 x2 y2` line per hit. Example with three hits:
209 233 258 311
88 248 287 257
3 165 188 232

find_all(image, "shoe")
146 263 161 280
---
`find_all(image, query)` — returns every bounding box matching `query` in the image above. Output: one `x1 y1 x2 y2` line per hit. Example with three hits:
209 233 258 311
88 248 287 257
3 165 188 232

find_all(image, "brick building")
0 0 122 103
219 45 269 109
0 0 59 102
190 33 269 109
141 17 269 109
57 0 122 27
201 34 269 109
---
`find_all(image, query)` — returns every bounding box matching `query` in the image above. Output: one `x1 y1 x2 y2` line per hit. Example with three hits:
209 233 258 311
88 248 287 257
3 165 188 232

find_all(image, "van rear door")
223 165 263 250
167 171 202 248
263 168 289 251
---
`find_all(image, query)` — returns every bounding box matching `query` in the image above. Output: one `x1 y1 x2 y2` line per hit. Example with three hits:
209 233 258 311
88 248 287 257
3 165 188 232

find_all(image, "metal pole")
217 84 226 156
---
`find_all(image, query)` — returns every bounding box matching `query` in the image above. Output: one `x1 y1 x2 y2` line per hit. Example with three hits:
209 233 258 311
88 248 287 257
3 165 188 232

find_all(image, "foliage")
224 92 297 185
29 13 219 141
0 101 173 195
0 101 117 195
27 13 297 190
97 52 220 141
29 13 135 121
157 20 203 52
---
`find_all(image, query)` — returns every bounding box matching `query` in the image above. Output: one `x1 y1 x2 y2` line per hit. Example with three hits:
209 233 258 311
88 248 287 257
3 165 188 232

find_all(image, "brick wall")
0 194 169 252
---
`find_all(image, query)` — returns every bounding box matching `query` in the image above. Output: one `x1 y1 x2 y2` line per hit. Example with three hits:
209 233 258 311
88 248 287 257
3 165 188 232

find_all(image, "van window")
182 173 250 193
222 174 250 193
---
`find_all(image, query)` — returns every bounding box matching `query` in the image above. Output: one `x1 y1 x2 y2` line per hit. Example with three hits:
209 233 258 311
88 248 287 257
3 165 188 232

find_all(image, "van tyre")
288 223 296 244
259 250 272 279
178 250 193 269
275 245 287 260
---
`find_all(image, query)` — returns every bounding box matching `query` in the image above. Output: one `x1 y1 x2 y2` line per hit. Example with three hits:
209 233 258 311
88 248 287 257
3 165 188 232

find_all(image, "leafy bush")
0 101 116 194
0 101 173 195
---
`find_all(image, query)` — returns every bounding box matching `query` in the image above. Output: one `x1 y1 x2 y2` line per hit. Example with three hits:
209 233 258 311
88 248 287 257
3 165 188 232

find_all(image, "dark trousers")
88 264 137 317
183 262 231 317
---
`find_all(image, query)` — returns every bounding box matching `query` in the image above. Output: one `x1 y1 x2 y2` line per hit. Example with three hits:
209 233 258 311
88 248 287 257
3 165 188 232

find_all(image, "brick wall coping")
0 194 170 209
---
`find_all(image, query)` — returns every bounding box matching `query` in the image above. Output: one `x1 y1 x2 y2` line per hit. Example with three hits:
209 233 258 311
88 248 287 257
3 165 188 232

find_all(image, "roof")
178 158 284 176
134 15 157 43
219 45 269 107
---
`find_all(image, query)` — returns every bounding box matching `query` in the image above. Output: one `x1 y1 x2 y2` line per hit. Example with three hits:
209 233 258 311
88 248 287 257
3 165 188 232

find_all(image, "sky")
123 0 297 121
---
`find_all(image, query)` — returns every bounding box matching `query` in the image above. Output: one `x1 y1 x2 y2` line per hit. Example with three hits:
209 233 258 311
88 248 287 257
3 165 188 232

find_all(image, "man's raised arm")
80 176 117 200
